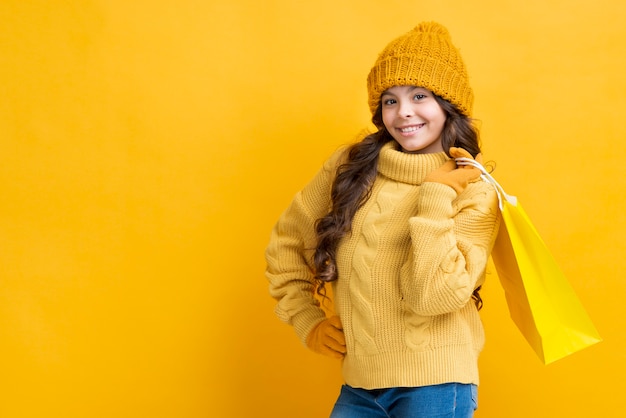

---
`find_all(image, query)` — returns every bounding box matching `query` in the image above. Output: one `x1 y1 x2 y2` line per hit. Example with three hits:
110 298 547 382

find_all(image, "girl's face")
380 86 447 154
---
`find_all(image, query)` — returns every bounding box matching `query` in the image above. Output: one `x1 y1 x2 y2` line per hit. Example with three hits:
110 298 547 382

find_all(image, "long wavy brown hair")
313 93 485 310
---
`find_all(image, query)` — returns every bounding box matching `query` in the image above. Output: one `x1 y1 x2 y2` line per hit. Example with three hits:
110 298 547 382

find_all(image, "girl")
265 22 500 418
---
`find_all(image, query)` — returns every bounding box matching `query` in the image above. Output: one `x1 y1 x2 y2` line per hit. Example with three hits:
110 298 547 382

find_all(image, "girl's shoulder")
321 145 350 174
322 128 373 172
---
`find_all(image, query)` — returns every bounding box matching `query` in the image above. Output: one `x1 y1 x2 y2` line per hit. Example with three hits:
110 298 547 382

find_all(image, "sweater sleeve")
401 180 500 316
265 149 344 345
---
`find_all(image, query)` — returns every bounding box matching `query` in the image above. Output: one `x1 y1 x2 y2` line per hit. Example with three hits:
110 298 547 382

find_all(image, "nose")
397 99 414 118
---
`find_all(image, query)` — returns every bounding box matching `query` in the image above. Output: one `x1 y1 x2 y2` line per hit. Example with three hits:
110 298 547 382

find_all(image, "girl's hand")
424 147 482 194
449 147 483 164
306 316 346 359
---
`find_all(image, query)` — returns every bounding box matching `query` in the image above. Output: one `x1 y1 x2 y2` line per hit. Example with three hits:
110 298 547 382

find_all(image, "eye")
382 98 397 106
413 93 427 100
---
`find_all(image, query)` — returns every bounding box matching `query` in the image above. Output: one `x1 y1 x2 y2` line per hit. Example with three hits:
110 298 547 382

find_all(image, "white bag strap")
455 157 517 210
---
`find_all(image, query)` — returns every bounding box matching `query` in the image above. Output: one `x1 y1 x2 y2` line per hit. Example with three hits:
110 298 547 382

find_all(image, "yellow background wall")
1 1 624 417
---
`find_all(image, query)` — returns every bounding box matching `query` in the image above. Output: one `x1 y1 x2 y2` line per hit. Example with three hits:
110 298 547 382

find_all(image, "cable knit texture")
266 141 500 389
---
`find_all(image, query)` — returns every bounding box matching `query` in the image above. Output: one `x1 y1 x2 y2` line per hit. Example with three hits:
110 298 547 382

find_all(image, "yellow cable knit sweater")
265 141 500 389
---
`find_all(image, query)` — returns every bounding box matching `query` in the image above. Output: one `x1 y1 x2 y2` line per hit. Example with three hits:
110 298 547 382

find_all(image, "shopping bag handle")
455 157 517 210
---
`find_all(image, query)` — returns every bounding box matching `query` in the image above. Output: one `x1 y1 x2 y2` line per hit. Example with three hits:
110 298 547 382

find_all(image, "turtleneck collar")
377 141 449 185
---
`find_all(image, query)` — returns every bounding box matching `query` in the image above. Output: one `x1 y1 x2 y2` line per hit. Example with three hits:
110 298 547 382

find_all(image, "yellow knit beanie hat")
366 22 474 117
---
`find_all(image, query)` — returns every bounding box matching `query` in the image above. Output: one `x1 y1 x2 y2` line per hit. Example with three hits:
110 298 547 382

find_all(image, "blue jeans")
329 383 478 418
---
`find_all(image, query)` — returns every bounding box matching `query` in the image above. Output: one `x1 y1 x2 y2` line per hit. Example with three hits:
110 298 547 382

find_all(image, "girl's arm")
265 150 342 344
401 181 500 316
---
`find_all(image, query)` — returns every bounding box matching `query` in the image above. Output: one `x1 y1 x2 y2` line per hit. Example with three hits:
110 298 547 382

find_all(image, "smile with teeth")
399 124 425 133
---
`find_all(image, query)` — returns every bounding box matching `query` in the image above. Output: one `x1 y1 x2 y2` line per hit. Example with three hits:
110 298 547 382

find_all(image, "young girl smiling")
266 22 500 417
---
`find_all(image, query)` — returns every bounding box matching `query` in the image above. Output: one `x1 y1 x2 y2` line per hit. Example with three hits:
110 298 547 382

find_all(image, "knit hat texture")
366 22 474 117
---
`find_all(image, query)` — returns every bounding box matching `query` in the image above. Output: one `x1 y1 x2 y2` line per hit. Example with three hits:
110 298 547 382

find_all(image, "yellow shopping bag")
457 158 602 364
